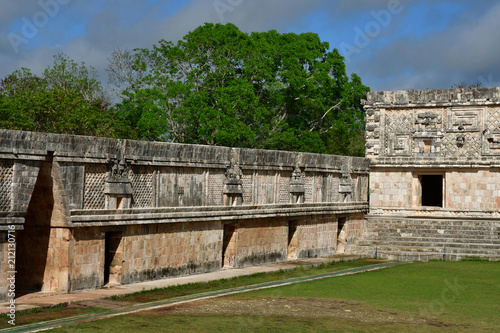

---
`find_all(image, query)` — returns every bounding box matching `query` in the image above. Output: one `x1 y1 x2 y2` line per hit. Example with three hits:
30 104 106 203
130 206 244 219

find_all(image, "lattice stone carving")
485 108 500 133
84 164 107 210
279 171 292 203
241 171 254 205
0 160 13 212
386 110 414 133
208 170 224 206
484 108 500 155
130 166 154 208
303 173 314 203
385 110 414 156
442 133 481 158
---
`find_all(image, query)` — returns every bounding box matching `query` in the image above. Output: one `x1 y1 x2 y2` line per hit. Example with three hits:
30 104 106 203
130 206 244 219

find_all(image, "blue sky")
1 0 500 92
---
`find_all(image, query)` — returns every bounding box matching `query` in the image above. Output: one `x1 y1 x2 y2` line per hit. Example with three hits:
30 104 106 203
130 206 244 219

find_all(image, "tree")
106 48 145 99
0 54 120 137
451 81 483 89
110 23 369 155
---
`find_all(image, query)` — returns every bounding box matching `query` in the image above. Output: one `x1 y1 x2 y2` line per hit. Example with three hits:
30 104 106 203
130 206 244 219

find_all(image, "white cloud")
1 0 500 92
350 1 500 90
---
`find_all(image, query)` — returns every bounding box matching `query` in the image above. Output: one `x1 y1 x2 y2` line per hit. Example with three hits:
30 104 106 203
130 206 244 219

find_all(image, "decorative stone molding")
415 111 442 131
339 163 352 203
456 134 465 148
290 167 305 203
105 155 132 209
223 162 243 206
0 128 370 224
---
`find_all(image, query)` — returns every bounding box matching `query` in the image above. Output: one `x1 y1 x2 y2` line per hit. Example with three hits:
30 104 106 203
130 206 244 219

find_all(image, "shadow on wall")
15 153 54 296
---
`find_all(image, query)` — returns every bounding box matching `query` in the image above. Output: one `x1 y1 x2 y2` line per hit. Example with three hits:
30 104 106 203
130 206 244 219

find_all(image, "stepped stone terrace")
1 87 500 301
351 87 500 260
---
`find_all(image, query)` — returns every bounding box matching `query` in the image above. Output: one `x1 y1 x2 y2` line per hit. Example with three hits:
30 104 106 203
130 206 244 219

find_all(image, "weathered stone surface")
355 88 500 261
0 129 369 300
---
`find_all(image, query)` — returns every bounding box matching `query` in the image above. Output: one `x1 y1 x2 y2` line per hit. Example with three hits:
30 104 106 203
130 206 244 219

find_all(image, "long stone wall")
352 88 500 260
0 129 369 299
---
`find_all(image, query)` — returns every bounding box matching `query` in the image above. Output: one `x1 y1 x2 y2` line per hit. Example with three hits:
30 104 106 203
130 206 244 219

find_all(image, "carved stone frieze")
338 163 352 203
290 167 305 193
223 161 243 205
483 108 500 155
415 111 442 132
448 109 480 132
105 152 132 209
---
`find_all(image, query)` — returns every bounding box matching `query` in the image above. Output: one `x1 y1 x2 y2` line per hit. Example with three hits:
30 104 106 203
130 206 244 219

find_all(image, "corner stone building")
0 130 368 300
353 88 500 260
2 88 500 301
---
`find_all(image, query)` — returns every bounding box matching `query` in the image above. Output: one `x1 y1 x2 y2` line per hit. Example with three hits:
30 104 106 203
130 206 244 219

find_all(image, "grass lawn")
0 304 108 330
0 259 380 329
108 259 382 303
49 260 500 332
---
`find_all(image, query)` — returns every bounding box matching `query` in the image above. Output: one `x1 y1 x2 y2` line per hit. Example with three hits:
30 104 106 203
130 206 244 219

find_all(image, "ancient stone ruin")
352 87 500 260
1 87 500 301
0 130 368 300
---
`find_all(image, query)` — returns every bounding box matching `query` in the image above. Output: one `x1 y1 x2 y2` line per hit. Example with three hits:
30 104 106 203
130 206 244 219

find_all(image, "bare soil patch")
136 296 465 328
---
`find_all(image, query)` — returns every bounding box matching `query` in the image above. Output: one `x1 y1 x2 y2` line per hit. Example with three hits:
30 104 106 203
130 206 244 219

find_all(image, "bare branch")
309 100 342 132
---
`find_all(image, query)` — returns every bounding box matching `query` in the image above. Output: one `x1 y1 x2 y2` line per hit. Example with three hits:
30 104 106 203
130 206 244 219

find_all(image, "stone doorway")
336 217 347 254
420 174 443 207
15 154 53 296
287 220 299 259
222 223 237 268
104 231 124 286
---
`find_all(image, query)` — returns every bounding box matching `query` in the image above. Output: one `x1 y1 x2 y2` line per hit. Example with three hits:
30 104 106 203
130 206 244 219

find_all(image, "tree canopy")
110 23 369 155
0 54 117 137
0 23 369 156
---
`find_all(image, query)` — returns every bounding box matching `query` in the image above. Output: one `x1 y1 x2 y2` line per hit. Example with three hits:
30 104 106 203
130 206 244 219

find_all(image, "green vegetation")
0 54 118 137
1 23 369 156
0 304 108 329
0 259 378 329
49 261 499 332
243 260 500 331
109 259 379 303
110 23 368 155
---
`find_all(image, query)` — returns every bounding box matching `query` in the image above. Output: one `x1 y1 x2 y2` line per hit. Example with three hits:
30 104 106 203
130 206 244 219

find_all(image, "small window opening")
423 140 432 153
421 175 443 207
116 197 123 209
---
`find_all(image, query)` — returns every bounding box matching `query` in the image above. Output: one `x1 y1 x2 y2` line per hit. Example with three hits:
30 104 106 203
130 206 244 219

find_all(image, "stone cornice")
364 87 500 108
69 202 369 226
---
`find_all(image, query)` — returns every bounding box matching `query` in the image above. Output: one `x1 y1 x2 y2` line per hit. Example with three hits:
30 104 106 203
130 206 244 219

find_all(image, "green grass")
0 304 108 329
0 259 379 329
50 261 500 333
108 259 381 303
49 314 427 333
244 260 500 330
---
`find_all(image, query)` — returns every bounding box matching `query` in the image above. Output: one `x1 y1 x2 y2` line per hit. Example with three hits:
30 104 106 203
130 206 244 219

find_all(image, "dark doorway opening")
287 220 298 259
104 231 123 285
222 224 237 268
16 153 54 296
421 175 443 207
336 217 347 254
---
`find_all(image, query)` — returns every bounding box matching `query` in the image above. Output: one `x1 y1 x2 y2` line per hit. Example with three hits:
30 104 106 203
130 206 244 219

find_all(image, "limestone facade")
353 88 500 260
0 129 369 300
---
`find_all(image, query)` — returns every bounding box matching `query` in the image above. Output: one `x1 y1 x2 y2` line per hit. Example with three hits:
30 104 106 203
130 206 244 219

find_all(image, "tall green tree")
111 23 369 155
0 54 119 137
